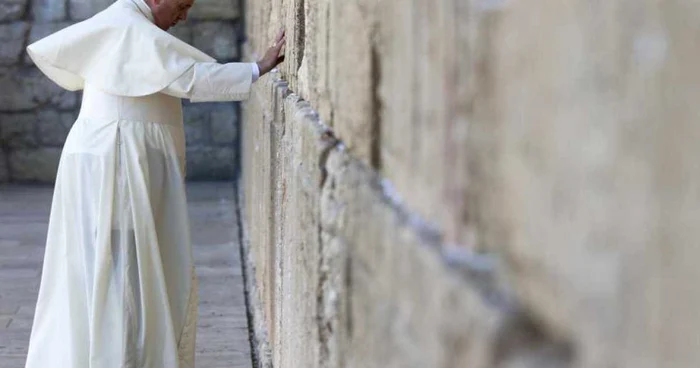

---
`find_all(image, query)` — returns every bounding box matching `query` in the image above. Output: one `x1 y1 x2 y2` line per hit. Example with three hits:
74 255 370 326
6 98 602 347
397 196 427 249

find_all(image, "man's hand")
257 29 286 77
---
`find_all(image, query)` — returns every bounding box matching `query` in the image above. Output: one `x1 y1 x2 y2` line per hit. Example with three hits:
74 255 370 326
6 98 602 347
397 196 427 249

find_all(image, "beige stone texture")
241 74 574 368
243 0 700 367
454 1 700 366
188 0 240 20
245 0 471 244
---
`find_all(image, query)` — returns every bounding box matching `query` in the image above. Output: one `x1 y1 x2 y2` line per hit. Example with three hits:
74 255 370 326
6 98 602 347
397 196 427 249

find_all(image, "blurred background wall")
0 0 243 182
240 1 700 367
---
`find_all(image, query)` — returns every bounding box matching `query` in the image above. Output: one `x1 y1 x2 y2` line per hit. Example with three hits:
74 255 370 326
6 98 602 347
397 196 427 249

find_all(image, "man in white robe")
23 0 285 366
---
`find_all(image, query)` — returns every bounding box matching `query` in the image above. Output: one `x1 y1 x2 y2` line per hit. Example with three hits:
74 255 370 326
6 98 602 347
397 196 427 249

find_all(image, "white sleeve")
251 62 260 83
162 62 254 102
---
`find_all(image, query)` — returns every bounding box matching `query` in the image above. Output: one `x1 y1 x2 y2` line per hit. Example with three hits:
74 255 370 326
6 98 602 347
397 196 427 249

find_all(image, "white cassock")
23 0 256 367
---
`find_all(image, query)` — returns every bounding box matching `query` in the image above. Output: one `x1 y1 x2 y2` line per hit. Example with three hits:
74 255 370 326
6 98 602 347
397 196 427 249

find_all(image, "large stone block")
8 147 61 182
31 0 66 21
325 0 377 163
0 23 29 66
240 75 281 347
321 148 507 368
242 75 333 368
183 102 237 146
210 102 237 144
0 68 78 111
185 146 235 180
376 0 475 247
36 109 76 146
188 0 239 20
243 0 700 366
0 113 37 149
168 23 193 44
294 0 332 122
272 89 335 368
68 0 113 20
0 154 8 182
241 74 571 368
192 22 239 61
418 1 700 366
183 103 212 145
0 0 27 21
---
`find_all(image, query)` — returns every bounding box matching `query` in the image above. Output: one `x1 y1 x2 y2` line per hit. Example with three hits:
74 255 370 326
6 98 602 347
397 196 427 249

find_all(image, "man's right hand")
257 29 286 76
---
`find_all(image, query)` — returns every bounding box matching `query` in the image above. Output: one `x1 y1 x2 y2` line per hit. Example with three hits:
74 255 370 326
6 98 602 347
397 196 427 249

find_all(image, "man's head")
146 0 194 31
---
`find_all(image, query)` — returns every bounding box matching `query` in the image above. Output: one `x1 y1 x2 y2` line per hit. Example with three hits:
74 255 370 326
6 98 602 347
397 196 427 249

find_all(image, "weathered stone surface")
0 23 29 66
245 0 700 366
210 102 237 144
240 76 276 362
0 68 78 111
323 148 506 368
31 0 66 21
0 70 35 111
8 147 61 182
183 102 238 147
188 0 239 21
474 2 700 366
240 75 575 368
245 0 472 247
325 0 376 162
293 0 332 123
36 110 75 146
0 154 8 182
68 0 113 20
186 146 235 180
0 0 26 21
168 23 193 44
183 103 212 145
0 113 37 149
193 22 238 61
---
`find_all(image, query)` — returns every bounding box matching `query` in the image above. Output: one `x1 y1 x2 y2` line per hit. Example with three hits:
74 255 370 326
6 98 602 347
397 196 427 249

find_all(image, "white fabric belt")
78 83 183 127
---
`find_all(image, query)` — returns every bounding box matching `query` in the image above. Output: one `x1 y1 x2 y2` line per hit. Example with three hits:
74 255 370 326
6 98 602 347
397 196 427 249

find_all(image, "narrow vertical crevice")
24 0 32 21
343 246 353 342
238 0 247 46
64 0 71 22
295 0 306 74
369 43 382 171
234 1 258 363
0 122 14 182
233 182 261 368
233 102 243 183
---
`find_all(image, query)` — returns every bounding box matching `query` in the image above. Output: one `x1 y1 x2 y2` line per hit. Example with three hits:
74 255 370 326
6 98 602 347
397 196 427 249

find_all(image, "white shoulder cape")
26 0 215 97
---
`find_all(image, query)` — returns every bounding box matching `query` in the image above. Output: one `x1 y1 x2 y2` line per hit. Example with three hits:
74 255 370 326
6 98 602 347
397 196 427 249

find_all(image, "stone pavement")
0 182 252 367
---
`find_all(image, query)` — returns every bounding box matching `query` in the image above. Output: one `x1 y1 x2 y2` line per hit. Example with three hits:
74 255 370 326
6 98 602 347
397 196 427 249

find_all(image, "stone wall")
0 0 243 182
240 0 700 367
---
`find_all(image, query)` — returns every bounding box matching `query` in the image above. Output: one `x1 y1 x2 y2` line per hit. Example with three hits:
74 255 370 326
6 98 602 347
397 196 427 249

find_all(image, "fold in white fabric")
166 62 253 102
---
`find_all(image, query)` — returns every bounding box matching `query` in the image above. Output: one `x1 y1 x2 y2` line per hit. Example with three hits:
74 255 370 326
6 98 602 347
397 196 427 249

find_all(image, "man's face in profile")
150 0 194 31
